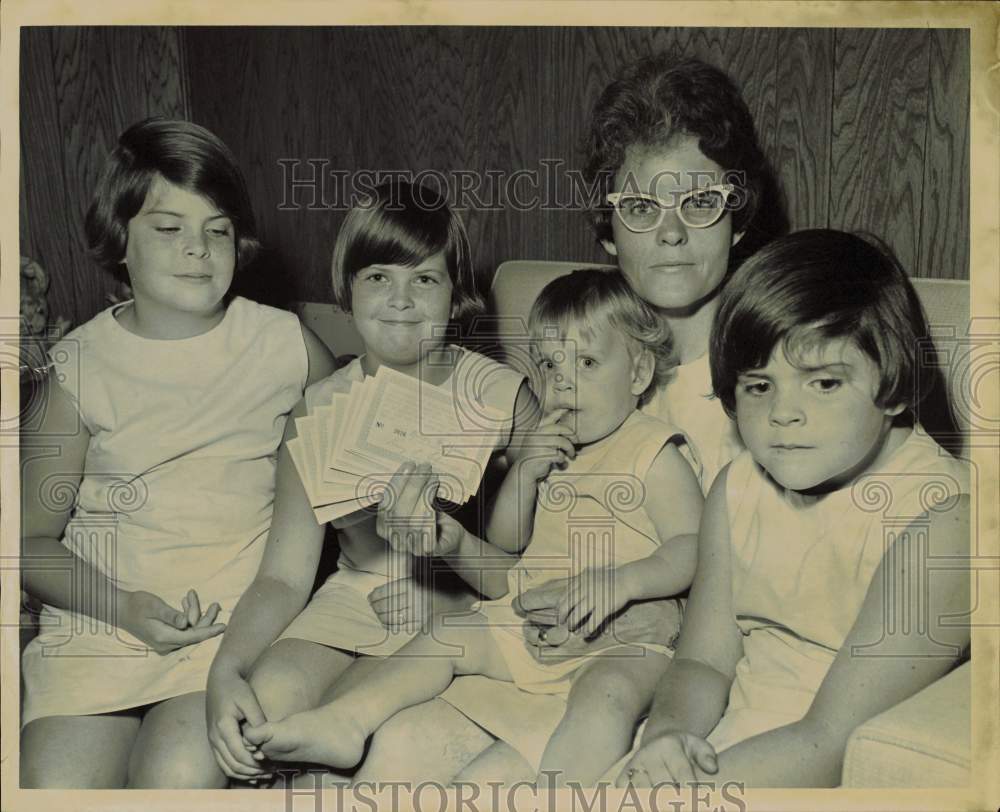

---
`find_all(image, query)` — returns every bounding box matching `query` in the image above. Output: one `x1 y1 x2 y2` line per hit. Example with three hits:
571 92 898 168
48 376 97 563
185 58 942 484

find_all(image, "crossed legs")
244 613 509 768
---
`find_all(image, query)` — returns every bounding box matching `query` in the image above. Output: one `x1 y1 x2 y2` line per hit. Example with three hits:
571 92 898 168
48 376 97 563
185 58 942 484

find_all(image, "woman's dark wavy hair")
331 179 484 331
85 118 259 281
584 54 770 247
710 229 931 418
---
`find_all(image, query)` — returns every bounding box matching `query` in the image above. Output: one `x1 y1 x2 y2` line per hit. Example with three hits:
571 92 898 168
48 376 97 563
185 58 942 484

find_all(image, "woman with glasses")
589 54 771 492
350 54 778 788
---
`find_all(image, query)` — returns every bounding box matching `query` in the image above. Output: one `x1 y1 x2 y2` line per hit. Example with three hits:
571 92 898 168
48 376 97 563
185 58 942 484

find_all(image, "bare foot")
243 705 368 768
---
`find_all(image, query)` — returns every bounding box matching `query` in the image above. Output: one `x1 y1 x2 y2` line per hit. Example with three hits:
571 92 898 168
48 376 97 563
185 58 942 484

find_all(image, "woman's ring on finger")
537 627 548 643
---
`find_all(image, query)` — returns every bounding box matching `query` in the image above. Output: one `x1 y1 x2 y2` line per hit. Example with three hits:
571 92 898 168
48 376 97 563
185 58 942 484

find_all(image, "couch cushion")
841 661 970 787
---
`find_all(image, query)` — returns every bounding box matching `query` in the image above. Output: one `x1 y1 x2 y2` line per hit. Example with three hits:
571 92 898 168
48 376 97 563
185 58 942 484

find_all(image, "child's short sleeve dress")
278 347 525 657
21 297 308 725
440 411 689 771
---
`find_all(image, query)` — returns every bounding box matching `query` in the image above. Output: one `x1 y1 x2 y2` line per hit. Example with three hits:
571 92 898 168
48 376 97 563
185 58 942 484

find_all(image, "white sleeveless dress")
21 297 308 724
440 410 689 770
640 351 742 494
599 428 968 778
710 429 969 750
278 346 524 656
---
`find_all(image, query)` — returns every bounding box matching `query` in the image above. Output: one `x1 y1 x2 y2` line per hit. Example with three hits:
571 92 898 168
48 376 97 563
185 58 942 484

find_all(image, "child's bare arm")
207 397 326 778
21 374 224 651
210 398 324 675
691 493 971 787
616 441 704 600
624 481 971 788
373 463 519 600
486 408 576 553
299 324 337 386
484 458 543 554
551 442 704 636
638 466 742 742
611 468 742 786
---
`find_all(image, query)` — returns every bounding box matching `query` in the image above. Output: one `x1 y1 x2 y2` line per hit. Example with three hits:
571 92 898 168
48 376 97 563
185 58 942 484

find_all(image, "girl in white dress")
19 118 334 788
240 269 704 780
615 230 969 788
205 180 536 782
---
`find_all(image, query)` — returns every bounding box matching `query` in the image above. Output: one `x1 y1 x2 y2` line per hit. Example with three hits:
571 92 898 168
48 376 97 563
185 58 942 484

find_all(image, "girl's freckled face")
123 176 236 318
349 251 454 371
735 338 904 492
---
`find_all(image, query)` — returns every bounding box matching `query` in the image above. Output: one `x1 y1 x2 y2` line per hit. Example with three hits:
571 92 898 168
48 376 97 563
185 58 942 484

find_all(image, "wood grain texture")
830 28 930 276
20 29 79 326
919 29 970 280
23 25 970 334
775 29 834 233
20 27 189 327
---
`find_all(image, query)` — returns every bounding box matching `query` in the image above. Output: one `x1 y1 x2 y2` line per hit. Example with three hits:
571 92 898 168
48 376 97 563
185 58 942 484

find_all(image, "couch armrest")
841 661 970 787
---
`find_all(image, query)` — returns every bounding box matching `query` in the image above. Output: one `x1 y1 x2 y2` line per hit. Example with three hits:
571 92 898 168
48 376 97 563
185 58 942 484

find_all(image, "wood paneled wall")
20 26 969 327
20 27 190 327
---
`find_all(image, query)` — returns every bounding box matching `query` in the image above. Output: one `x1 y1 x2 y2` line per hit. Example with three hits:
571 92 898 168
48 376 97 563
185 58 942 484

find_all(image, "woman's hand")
119 588 225 655
517 592 683 661
375 462 466 557
615 732 718 788
206 666 271 782
368 576 476 632
555 566 632 637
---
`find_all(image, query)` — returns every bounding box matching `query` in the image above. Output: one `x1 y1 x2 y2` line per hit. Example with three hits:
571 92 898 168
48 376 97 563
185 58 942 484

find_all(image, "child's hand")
614 732 718 787
180 588 221 629
367 576 475 632
512 409 577 483
206 666 271 782
376 462 466 558
547 566 632 638
119 589 226 655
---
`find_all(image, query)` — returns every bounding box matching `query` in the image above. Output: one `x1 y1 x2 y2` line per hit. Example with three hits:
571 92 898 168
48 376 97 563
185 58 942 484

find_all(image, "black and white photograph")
3 3 997 810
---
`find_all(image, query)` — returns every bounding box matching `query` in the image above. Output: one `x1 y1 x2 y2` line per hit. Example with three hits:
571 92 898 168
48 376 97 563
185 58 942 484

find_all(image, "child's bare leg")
243 613 509 768
127 691 227 788
21 711 141 788
247 638 358 786
249 637 356 722
539 651 671 787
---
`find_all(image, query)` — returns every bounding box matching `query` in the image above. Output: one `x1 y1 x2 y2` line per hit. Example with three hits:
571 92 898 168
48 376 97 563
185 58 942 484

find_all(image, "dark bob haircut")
331 180 484 328
85 118 260 278
710 229 931 417
529 268 675 407
584 54 769 245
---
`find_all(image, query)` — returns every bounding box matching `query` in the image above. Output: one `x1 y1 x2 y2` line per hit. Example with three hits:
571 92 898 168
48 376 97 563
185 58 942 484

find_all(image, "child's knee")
20 753 124 789
128 746 226 789
249 656 315 721
571 663 648 717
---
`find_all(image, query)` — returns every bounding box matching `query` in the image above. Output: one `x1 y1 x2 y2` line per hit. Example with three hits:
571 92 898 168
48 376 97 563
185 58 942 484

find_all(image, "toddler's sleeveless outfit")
441 411 689 770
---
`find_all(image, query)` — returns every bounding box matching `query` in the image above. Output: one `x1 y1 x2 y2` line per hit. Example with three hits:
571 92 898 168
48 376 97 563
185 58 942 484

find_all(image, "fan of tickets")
287 366 507 523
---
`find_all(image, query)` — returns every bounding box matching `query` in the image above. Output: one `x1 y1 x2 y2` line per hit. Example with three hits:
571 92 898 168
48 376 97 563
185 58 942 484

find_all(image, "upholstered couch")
297 260 972 788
